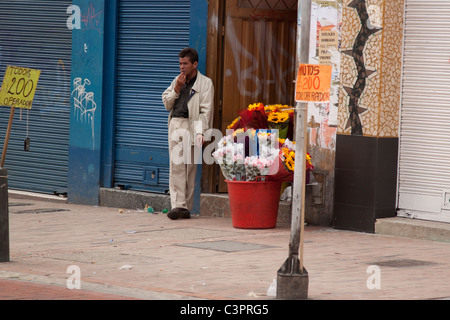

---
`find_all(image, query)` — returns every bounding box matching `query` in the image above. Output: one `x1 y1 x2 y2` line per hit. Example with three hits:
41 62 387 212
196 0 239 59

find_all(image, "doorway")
214 0 298 192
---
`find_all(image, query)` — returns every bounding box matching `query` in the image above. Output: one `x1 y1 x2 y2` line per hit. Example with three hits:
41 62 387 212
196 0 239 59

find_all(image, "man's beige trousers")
168 118 197 211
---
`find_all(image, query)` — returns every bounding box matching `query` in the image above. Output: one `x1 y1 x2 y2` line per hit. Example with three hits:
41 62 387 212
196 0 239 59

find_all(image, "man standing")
162 48 214 220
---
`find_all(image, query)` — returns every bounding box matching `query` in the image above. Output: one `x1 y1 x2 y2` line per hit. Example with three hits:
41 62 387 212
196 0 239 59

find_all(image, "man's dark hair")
179 47 199 64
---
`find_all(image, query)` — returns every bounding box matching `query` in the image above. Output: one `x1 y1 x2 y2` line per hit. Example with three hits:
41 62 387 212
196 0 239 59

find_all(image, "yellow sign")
295 64 332 102
0 66 41 109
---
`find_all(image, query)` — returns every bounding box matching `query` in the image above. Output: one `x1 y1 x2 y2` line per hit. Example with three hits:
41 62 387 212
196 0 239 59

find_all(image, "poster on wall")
296 64 332 103
307 0 341 151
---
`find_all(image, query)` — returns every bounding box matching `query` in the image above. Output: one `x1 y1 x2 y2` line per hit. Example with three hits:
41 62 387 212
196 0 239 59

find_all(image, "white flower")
283 138 295 151
214 130 282 181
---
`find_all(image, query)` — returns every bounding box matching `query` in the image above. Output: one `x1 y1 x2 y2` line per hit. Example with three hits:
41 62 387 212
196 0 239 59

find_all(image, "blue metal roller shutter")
0 0 71 194
115 0 190 192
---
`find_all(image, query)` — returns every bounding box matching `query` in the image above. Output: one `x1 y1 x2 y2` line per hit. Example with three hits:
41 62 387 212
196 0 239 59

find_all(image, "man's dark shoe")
178 209 191 219
167 207 191 220
167 209 178 220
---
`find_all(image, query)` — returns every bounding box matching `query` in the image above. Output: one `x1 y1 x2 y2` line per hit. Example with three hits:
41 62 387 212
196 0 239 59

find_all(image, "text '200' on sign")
295 64 332 103
0 66 41 109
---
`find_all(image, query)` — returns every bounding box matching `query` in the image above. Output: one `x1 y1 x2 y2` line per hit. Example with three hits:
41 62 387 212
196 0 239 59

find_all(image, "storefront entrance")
113 0 191 193
397 0 450 223
0 0 72 195
216 0 298 192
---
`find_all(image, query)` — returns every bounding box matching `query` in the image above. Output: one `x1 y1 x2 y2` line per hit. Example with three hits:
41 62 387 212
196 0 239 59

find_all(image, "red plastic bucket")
226 179 282 229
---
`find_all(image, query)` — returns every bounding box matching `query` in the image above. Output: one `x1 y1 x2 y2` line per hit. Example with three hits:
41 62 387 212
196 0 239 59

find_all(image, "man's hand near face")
174 73 186 94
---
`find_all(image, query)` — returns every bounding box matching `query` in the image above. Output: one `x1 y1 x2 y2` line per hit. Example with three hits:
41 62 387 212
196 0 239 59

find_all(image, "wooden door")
218 0 298 191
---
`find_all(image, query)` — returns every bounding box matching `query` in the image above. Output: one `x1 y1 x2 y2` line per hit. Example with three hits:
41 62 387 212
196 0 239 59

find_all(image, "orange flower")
247 102 264 111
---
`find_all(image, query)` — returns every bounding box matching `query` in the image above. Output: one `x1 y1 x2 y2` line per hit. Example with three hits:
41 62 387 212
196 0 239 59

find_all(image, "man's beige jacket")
162 71 214 144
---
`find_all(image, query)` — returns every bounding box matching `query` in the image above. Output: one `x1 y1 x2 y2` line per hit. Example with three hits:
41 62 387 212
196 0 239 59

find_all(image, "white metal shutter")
0 0 71 195
397 0 450 222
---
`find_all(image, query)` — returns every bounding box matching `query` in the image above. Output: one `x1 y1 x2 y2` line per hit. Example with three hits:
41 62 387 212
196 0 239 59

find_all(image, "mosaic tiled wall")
338 0 404 137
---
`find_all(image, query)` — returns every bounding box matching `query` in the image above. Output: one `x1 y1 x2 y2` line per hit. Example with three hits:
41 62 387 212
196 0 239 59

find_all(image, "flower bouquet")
267 111 290 140
213 129 279 182
266 104 294 140
275 138 314 184
212 134 246 181
218 102 313 184
266 138 295 182
227 102 267 131
215 129 281 229
280 138 296 172
228 103 294 140
245 142 279 181
216 103 314 229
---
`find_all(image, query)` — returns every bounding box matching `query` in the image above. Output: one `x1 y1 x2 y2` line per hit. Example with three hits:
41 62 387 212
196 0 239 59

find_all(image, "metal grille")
0 0 71 194
114 0 190 192
398 0 450 217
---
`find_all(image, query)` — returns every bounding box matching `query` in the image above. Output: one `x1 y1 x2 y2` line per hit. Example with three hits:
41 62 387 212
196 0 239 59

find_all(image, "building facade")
334 0 404 232
0 0 447 233
335 0 450 231
0 0 208 206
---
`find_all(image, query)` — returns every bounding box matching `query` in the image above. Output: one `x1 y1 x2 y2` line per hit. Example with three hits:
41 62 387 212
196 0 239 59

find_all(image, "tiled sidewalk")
1 197 450 300
0 278 139 300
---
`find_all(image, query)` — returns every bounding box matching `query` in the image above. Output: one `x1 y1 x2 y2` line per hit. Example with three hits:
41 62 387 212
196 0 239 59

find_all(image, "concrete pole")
276 0 311 300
